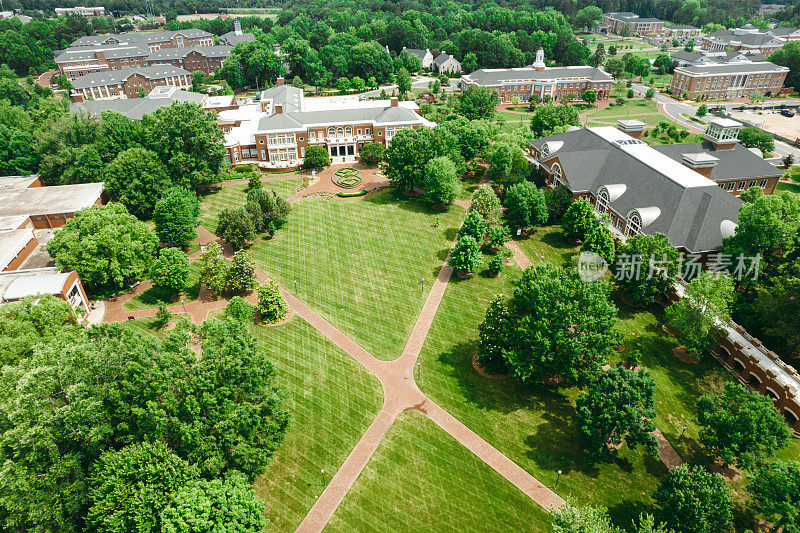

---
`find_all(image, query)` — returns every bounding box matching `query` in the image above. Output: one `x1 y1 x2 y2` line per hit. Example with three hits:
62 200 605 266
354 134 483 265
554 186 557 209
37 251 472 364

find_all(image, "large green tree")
47 203 158 294
562 198 599 241
457 85 498 120
530 103 580 137
0 294 78 367
749 460 800 531
478 264 618 384
470 183 503 226
654 465 732 533
149 247 190 296
614 233 679 307
769 41 800 93
103 147 171 219
504 181 547 232
697 382 791 468
153 187 200 248
424 155 461 207
574 367 658 456
143 102 225 190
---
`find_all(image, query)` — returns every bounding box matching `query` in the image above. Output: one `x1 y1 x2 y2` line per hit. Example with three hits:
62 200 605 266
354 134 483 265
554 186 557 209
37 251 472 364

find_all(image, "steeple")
532 48 546 71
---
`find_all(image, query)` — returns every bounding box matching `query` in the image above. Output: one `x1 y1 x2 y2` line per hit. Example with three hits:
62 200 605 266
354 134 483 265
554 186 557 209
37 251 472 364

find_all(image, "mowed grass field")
326 411 554 533
199 178 303 233
251 317 383 531
245 191 465 360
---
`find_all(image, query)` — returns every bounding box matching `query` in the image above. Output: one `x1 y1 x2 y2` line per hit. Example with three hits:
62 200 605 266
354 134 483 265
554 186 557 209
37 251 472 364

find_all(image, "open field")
327 411 553 532
246 192 465 360
199 178 303 233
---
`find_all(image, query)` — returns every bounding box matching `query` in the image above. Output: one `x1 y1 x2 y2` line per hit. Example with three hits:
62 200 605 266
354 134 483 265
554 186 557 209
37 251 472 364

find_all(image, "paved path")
506 239 532 269
294 208 564 532
652 429 685 470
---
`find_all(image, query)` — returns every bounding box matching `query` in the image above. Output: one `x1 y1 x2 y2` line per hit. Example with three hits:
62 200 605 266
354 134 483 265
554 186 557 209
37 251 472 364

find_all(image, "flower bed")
333 167 363 188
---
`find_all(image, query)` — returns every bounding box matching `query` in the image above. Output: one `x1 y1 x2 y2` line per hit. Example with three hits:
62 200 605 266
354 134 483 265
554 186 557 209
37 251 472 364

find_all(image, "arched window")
596 189 610 214
345 127 352 136
327 127 335 138
337 127 344 137
625 211 642 237
551 163 566 188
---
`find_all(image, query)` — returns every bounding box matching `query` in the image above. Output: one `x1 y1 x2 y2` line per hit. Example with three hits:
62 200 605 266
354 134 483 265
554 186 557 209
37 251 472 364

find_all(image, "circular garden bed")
333 167 363 189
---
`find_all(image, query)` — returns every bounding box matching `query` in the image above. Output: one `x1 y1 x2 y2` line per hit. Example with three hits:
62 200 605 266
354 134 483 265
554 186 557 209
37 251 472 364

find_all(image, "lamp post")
679 425 687 442
555 470 562 489
321 469 325 486
294 279 298 295
421 277 424 298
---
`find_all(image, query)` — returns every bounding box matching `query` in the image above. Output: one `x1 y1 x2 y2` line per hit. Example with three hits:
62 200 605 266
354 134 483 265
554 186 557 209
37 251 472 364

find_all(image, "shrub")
257 280 289 323
227 250 256 294
448 235 482 274
337 190 367 197
198 242 229 296
246 173 262 191
303 146 330 169
359 142 385 166
486 225 511 249
149 247 190 295
488 254 504 275
225 296 254 323
153 303 172 329
217 207 255 250
460 210 488 242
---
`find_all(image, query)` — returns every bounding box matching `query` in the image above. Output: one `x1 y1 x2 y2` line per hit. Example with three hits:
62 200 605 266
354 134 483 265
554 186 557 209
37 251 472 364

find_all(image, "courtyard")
114 171 800 531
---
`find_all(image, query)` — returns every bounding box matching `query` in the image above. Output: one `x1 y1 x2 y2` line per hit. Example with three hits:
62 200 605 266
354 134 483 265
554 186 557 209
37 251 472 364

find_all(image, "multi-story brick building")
70 66 191 101
56 29 225 80
460 49 613 103
664 24 700 40
55 6 105 17
670 61 790 99
602 12 665 36
700 24 800 55
220 78 433 169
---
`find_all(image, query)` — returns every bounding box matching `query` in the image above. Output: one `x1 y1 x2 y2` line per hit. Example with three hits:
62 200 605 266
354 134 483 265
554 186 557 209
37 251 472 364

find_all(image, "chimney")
703 117 742 150
616 119 646 139
275 104 283 114
681 152 719 178
234 20 242 35
276 76 284 86
390 97 398 107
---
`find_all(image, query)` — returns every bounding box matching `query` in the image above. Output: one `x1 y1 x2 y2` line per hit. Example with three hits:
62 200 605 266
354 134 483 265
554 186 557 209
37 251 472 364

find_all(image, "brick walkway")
293 224 564 532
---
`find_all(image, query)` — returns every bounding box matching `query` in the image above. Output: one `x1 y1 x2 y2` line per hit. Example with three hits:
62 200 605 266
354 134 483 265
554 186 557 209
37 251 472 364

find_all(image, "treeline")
8 0 280 16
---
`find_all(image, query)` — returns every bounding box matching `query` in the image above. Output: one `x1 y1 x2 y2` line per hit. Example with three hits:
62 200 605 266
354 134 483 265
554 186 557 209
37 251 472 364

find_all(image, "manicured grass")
199 178 303 233
497 110 533 121
776 180 800 196
416 253 665 526
415 224 755 525
251 316 383 532
123 260 203 311
513 225 579 268
494 121 531 133
327 411 554 532
589 99 658 118
245 191 465 360
115 313 192 339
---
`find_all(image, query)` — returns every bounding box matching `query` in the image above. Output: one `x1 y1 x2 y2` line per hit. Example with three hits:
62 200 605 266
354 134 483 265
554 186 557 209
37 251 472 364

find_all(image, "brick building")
221 78 433 169
0 178 106 229
670 61 790 99
460 49 613 103
602 12 665 36
70 65 191 101
700 24 800 55
55 6 105 17
55 29 221 80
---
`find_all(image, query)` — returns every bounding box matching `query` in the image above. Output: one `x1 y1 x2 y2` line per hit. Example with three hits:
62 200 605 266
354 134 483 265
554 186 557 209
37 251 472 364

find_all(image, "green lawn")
776 180 800 196
326 411 554 533
243 192 465 360
123 260 204 311
250 316 383 532
589 99 658 118
415 224 766 526
115 313 193 339
199 178 303 233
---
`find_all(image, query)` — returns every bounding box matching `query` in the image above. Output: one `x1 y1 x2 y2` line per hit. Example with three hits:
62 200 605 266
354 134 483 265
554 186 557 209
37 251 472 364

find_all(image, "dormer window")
625 212 642 237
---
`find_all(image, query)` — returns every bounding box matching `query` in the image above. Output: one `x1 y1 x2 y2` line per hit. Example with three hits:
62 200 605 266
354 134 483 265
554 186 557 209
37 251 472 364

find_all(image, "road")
632 82 800 161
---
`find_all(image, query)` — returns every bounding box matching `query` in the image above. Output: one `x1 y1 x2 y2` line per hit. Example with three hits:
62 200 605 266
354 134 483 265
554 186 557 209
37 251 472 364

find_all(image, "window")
299 136 304 141
737 181 746 190
596 189 610 214
365 128 371 135
345 127 352 136
760 179 768 188
749 180 757 188
328 127 335 138
357 128 362 135
337 127 344 137
259 139 264 144
625 212 642 237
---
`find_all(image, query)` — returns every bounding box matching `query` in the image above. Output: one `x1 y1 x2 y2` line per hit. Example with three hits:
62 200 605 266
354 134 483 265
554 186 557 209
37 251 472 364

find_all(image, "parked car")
781 109 795 117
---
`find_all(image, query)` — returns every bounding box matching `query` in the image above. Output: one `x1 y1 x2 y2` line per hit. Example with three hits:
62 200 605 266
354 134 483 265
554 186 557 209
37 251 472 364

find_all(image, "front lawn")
589 99 658 118
199 178 303 233
326 411 554 532
244 192 465 359
251 317 383 532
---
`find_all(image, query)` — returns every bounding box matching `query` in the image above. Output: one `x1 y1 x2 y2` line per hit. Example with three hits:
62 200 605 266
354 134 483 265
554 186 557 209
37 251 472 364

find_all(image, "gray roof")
220 31 255 46
464 66 612 85
433 52 457 66
652 142 782 182
70 88 205 120
530 127 743 253
708 30 784 46
0 183 105 218
671 51 705 62
678 61 787 75
147 45 232 60
260 84 303 112
69 29 212 48
402 48 429 61
71 66 190 89
257 105 423 132
667 24 698 30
